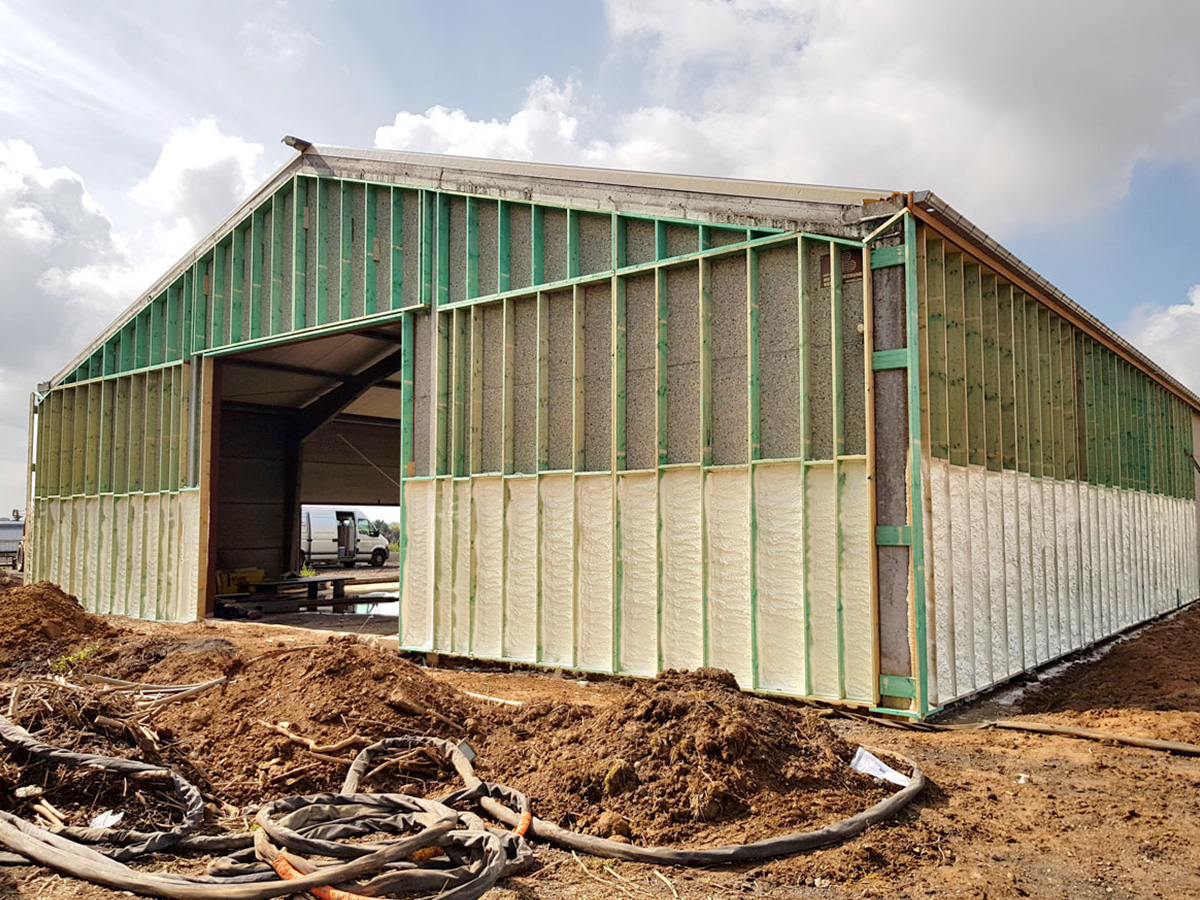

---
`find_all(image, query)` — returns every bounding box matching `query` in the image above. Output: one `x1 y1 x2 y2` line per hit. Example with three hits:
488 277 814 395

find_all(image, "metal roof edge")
308 144 896 207
910 190 1200 412
50 146 898 387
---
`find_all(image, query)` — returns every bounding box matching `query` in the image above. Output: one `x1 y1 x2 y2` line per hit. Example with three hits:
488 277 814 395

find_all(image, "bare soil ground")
1 584 1199 899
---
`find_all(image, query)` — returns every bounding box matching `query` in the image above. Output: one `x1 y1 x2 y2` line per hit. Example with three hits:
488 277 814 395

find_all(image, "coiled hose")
0 715 925 898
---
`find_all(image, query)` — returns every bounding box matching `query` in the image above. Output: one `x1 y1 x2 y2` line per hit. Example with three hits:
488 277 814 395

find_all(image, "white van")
299 506 390 568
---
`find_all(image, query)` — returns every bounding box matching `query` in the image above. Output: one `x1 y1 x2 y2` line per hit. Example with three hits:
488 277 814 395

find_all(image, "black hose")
0 721 925 898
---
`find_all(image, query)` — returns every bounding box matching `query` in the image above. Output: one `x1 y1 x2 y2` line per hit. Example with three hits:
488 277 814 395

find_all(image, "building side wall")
400 232 878 704
29 363 200 621
916 226 1199 705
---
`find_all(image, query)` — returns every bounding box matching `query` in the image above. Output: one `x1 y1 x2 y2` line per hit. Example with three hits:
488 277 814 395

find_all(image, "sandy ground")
4 598 1200 899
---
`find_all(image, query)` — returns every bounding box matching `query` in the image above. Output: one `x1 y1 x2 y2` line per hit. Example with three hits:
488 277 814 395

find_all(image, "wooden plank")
250 208 265 339
981 274 1002 472
536 291 549 471
926 240 948 460
292 179 307 330
363 183 377 315
963 262 985 467
944 251 967 467
340 181 353 320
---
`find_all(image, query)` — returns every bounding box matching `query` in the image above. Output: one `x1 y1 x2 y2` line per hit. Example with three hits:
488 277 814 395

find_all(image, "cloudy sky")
2 0 1200 515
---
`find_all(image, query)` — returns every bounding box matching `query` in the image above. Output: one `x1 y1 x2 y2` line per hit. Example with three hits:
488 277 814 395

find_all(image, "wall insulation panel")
399 233 877 704
30 361 201 621
917 228 1199 707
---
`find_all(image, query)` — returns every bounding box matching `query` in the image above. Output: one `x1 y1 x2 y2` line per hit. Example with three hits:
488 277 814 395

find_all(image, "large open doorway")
203 324 404 621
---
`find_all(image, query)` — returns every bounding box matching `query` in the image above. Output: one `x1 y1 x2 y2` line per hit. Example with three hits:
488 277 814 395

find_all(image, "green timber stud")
654 264 668 673
904 212 933 717
339 182 353 321
181 272 193 360
271 193 285 335
872 348 910 371
567 209 580 279
230 226 245 343
390 188 404 309
747 245 761 689
570 283 584 667
465 197 479 300
364 183 377 315
497 201 511 294
398 311 414 644
798 237 813 697
250 207 265 339
875 525 913 546
500 297 514 658
869 244 905 270
534 290 549 662
192 256 207 357
212 239 227 347
149 298 164 367
316 180 331 324
165 287 180 363
699 256 713 666
611 267 627 674
437 193 450 309
531 205 545 286
292 178 308 330
830 242 846 700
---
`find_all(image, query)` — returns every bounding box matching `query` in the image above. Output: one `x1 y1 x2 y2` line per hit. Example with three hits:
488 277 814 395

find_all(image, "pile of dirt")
0 582 112 666
478 668 892 846
151 637 484 804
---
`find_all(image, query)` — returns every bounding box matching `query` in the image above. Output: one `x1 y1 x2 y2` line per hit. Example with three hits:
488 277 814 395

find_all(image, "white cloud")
131 118 265 243
375 77 612 166
1126 286 1200 395
377 1 1200 236
0 123 269 511
239 1 319 68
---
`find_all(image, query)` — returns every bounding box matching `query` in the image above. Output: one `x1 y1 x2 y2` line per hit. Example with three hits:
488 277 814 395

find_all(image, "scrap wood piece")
257 720 368 757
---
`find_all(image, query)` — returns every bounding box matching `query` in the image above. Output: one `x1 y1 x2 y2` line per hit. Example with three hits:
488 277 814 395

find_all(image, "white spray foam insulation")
659 468 704 670
838 460 875 703
1044 480 1061 659
985 474 1009 680
804 465 839 699
967 466 991 688
930 459 956 701
503 478 539 661
948 464 975 691
617 473 659 676
928 453 1200 705
575 474 613 670
142 496 159 624
704 470 753 687
923 485 940 708
434 480 454 649
471 477 504 657
175 491 201 622
451 480 472 653
400 481 434 649
84 496 100 614
539 475 576 666
1000 473 1022 674
754 463 807 693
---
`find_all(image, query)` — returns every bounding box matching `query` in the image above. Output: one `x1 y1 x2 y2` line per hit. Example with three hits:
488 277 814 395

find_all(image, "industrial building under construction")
26 145 1200 718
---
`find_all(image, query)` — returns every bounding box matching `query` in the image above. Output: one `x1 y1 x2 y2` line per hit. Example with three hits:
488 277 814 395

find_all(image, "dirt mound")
152 637 483 804
0 582 111 666
479 668 891 846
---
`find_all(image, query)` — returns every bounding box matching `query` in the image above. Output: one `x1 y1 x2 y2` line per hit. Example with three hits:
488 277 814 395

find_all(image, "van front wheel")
370 549 386 568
